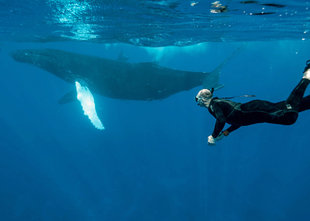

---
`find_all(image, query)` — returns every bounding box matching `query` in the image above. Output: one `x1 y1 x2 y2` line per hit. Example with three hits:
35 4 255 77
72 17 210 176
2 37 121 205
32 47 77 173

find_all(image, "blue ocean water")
1 1 310 221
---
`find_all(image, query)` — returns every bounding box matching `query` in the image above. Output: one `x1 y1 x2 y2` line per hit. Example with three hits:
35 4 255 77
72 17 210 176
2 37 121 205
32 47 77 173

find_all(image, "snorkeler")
195 60 310 145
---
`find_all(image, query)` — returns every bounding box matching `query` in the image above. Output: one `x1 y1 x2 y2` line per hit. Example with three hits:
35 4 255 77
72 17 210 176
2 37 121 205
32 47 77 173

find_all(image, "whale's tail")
203 46 243 90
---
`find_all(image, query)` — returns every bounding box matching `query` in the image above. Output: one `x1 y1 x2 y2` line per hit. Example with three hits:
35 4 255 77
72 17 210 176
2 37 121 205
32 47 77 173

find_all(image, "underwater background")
1 0 310 220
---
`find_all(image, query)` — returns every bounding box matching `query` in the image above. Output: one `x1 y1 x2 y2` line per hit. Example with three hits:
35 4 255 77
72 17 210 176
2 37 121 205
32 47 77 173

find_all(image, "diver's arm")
207 100 228 144
212 102 226 122
210 102 227 138
223 125 241 135
212 120 226 138
208 120 225 145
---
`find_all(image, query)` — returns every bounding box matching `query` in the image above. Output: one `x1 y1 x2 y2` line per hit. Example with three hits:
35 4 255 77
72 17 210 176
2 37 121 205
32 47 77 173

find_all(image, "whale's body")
11 49 225 100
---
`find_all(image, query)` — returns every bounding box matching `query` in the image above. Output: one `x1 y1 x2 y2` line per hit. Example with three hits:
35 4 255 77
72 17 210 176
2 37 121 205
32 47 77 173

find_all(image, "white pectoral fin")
75 81 105 130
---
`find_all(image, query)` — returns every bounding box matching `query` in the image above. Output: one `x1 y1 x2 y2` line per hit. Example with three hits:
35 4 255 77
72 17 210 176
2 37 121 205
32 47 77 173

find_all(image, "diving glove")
208 134 224 145
208 135 216 145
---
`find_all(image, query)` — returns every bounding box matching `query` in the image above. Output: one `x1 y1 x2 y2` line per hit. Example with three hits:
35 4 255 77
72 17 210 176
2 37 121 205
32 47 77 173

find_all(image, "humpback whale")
11 48 236 101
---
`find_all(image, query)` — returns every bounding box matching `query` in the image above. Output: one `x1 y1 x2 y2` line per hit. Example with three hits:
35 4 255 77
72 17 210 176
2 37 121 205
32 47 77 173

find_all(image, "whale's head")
11 49 60 66
11 49 77 82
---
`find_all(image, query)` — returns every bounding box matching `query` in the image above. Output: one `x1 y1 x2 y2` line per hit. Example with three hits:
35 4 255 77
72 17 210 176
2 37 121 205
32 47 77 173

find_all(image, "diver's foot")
303 60 310 80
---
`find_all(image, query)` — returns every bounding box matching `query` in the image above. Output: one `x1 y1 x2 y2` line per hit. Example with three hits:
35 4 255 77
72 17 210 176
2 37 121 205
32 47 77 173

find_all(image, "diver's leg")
239 104 298 125
299 95 310 112
239 100 295 125
286 78 310 110
286 60 310 109
303 60 310 80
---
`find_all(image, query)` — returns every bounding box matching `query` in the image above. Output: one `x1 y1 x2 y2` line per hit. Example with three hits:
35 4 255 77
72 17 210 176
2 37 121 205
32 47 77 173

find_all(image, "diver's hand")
208 135 216 145
208 134 224 145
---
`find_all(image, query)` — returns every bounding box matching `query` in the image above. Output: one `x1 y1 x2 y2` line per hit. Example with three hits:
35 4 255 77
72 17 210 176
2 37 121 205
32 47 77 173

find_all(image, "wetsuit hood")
196 89 213 107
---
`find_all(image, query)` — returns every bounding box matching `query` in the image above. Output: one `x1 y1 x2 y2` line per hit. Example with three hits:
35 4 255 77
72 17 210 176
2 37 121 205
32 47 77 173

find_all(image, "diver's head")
195 88 214 107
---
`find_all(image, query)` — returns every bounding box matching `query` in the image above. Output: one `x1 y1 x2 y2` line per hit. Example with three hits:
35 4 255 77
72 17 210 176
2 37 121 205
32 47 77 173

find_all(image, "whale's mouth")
11 49 46 63
11 50 29 62
11 49 58 63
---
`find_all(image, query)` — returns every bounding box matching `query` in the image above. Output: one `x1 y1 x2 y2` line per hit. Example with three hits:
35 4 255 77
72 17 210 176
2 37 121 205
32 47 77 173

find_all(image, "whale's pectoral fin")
58 90 77 104
75 81 105 130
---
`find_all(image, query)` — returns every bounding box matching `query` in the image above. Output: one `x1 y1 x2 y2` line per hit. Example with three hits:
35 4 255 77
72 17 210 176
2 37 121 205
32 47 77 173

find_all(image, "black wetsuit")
208 79 310 138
